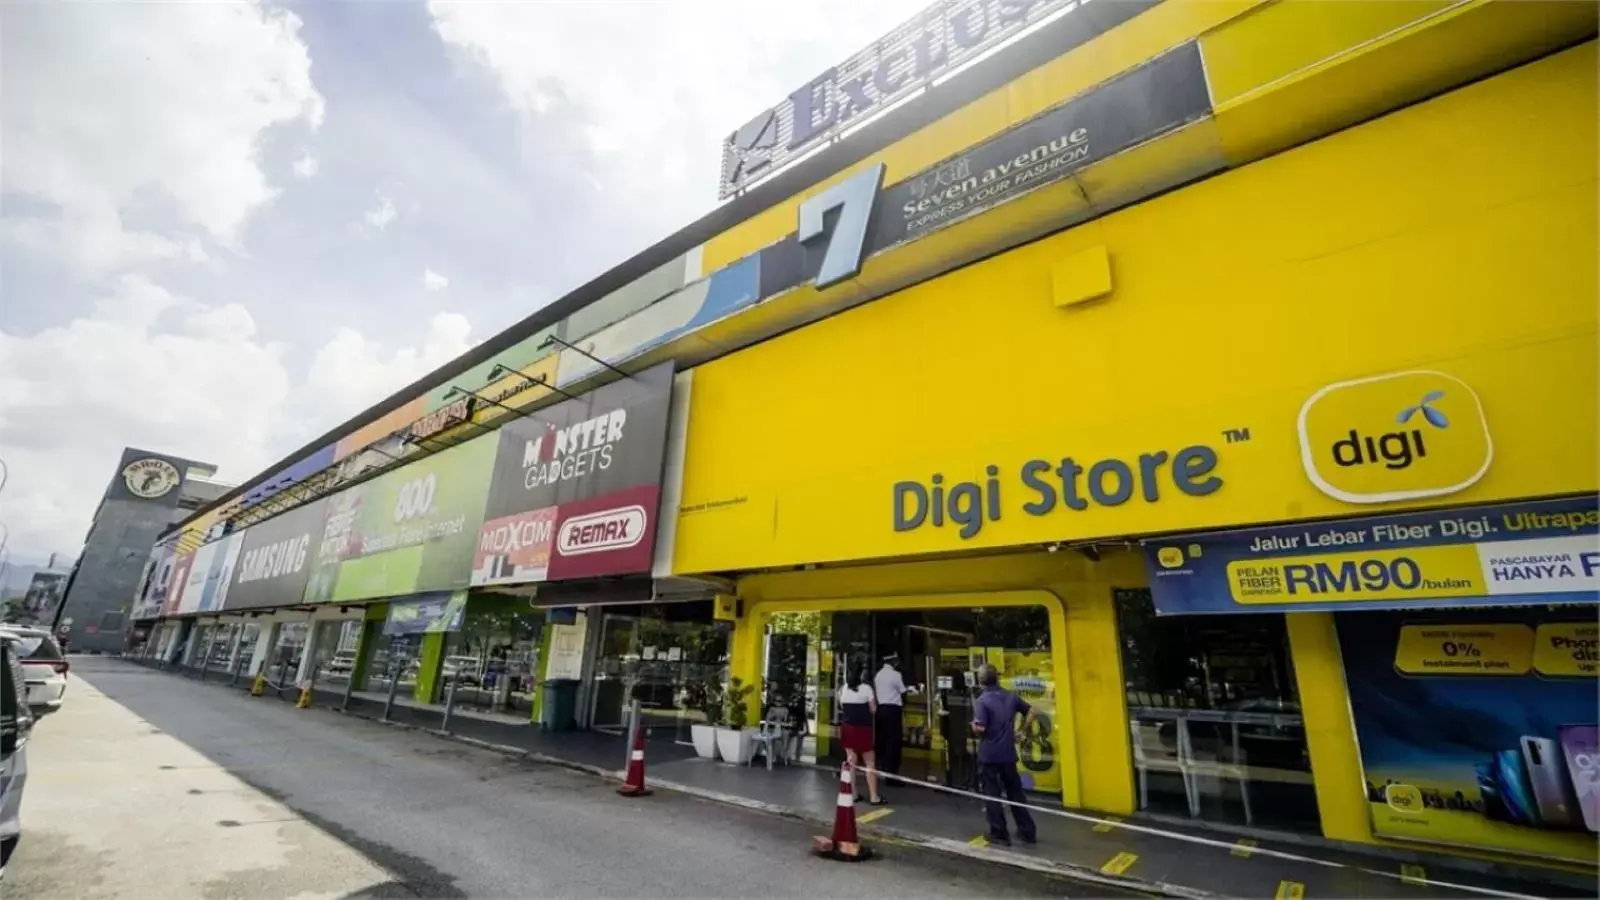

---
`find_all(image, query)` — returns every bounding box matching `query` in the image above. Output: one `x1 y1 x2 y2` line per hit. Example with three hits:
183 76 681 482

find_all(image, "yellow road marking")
1092 816 1122 833
857 807 894 824
1101 852 1138 876
1400 864 1426 886
968 835 990 848
1231 838 1258 858
1274 880 1305 900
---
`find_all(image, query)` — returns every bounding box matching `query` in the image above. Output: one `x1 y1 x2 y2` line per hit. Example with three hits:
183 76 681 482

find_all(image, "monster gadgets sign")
473 361 675 586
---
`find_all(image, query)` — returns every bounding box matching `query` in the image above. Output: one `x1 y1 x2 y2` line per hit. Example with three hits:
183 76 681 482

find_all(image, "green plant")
687 677 724 727
722 676 754 729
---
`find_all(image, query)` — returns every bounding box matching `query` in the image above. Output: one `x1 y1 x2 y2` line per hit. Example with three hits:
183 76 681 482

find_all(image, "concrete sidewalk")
153 658 1594 899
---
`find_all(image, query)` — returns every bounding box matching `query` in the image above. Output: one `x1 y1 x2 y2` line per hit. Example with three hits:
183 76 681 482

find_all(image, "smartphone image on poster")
1493 750 1537 826
1521 736 1579 828
1559 725 1600 833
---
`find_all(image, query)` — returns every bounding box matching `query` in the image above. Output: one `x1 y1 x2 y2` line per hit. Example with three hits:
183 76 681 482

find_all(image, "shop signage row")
154 362 675 617
717 0 1159 197
1142 495 1600 615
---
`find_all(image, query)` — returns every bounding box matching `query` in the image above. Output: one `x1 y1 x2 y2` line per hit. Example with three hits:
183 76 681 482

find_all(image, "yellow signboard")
1394 624 1533 676
1532 622 1599 677
1227 545 1486 606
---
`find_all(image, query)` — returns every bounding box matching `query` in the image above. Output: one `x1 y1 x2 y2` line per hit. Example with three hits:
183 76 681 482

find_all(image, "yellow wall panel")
674 44 1597 576
1201 0 1461 105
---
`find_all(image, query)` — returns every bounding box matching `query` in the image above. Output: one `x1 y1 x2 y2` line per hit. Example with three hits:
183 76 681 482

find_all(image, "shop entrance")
583 601 730 744
764 604 1060 796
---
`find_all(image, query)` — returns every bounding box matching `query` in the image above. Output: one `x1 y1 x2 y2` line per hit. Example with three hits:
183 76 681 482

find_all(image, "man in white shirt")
873 653 912 775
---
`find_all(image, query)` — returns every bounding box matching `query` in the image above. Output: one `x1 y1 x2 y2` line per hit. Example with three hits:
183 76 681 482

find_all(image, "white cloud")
423 268 450 291
363 194 399 231
0 277 292 560
427 0 928 229
292 150 320 179
1 2 324 267
303 313 476 416
0 284 480 559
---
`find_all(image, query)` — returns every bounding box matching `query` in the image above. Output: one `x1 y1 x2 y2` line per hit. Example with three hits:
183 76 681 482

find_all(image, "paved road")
8 658 1111 898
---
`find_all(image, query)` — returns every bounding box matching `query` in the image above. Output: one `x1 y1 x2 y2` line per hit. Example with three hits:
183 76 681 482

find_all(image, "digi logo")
1298 371 1492 505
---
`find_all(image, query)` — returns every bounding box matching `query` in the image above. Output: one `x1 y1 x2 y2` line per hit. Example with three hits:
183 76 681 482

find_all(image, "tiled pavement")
152 659 1593 899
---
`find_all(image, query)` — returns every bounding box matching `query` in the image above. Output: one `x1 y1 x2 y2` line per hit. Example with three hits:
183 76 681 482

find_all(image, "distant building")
51 448 231 653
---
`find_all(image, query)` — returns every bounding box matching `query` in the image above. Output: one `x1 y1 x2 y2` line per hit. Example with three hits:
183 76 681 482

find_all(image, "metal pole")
623 697 642 772
275 655 289 700
381 655 402 723
441 669 459 733
197 628 213 682
341 654 358 710
230 630 249 686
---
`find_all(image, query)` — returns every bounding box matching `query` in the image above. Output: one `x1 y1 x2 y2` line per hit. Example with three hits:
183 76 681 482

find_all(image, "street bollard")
441 670 459 734
381 661 402 723
623 697 642 773
340 662 357 711
250 672 266 697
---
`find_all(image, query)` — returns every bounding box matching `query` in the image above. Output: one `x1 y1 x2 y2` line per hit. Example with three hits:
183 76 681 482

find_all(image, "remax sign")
719 0 1093 197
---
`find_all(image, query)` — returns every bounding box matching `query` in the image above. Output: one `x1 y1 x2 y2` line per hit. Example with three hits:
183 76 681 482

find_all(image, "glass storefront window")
439 602 544 718
760 605 1061 796
584 602 730 742
1115 588 1319 833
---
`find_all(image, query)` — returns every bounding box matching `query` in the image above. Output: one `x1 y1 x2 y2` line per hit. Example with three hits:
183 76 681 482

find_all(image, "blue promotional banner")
1143 496 1600 615
382 592 467 636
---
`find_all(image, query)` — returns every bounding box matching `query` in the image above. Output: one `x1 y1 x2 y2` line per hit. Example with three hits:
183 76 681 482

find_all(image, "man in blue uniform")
970 663 1037 845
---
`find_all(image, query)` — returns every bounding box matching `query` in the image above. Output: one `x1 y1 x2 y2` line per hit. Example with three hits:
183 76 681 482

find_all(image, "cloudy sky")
0 0 929 563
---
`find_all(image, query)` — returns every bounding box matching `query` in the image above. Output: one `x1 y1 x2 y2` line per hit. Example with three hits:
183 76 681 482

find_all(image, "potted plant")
687 678 723 760
715 676 756 764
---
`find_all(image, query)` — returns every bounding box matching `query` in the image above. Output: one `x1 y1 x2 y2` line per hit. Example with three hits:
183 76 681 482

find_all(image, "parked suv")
0 632 36 881
0 627 68 716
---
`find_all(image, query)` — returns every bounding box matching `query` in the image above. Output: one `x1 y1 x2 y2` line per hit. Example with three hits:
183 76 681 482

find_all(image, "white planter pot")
716 726 753 765
690 723 720 760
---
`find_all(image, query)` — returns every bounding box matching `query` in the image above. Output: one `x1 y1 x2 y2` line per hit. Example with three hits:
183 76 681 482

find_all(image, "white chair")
750 706 791 770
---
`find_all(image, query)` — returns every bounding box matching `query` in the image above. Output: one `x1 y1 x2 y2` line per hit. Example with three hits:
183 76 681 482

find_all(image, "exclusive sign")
1143 496 1600 615
718 0 1155 197
473 361 674 586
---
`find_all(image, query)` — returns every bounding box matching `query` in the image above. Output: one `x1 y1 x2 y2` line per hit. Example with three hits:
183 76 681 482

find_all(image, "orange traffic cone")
617 725 653 797
813 761 871 861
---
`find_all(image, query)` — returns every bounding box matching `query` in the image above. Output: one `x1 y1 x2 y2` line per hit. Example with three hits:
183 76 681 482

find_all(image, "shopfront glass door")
583 603 730 742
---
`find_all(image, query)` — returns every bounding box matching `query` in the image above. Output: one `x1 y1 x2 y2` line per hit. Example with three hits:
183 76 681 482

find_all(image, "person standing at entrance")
971 664 1037 845
837 667 886 805
873 653 910 776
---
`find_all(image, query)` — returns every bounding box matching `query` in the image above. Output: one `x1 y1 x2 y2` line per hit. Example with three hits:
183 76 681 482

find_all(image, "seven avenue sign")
719 0 1082 197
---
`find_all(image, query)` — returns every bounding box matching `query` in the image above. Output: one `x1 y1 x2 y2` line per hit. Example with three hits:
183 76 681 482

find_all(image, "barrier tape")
850 766 1543 900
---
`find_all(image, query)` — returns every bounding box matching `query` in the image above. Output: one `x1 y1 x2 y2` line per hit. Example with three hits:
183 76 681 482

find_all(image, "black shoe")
988 834 1012 846
1018 834 1037 845
853 794 864 803
870 797 889 806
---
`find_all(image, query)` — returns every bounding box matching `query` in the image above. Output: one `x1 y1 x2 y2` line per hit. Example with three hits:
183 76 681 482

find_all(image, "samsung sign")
719 0 1090 197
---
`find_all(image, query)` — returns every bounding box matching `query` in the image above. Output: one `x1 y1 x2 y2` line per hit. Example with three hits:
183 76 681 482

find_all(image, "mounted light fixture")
487 364 583 403
443 384 520 416
538 334 630 379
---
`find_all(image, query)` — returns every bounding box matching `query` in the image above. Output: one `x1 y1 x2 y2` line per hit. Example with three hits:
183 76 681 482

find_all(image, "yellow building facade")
670 38 1597 870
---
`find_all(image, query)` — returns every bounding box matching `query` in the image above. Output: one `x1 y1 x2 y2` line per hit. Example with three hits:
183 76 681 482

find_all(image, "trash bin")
541 679 579 731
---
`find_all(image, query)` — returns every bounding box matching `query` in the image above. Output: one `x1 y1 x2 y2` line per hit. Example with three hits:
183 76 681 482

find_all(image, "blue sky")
0 0 927 562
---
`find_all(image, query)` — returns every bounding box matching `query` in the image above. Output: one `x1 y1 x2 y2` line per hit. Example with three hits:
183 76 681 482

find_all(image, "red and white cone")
813 760 871 861
617 725 652 797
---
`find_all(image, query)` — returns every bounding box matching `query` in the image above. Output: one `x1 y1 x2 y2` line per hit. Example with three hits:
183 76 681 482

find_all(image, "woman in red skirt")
837 667 885 805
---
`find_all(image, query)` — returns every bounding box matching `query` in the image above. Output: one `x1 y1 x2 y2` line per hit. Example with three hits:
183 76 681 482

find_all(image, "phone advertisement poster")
1338 609 1598 862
